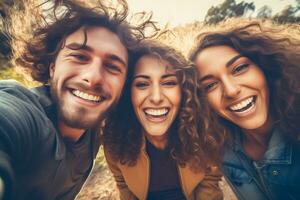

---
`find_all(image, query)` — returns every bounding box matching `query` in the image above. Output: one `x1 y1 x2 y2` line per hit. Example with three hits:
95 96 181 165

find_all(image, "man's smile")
71 89 104 103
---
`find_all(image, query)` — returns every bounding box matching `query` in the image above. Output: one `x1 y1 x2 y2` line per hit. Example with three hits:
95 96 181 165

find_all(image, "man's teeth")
230 97 254 111
145 108 169 116
72 90 101 102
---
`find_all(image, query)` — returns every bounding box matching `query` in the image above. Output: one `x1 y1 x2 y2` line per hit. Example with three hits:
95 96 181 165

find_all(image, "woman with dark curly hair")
103 41 223 200
190 19 300 200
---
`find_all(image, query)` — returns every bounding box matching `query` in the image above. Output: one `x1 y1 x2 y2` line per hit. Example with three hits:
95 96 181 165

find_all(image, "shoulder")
0 80 52 140
0 79 29 92
0 80 39 113
0 80 39 103
0 82 56 161
0 80 51 113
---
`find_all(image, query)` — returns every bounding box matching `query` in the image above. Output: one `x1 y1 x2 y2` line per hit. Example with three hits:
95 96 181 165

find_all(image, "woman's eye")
162 80 178 87
233 63 249 74
204 82 218 92
134 82 149 89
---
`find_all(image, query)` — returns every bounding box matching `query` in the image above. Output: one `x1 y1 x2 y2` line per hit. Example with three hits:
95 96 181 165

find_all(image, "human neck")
145 131 168 150
58 121 85 142
242 115 275 145
241 115 275 160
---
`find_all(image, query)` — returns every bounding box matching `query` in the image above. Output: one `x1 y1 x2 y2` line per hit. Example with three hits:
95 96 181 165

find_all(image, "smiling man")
49 26 128 141
0 1 154 199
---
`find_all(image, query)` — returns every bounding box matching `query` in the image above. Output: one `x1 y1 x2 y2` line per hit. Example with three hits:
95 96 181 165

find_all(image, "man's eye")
70 54 89 62
204 82 218 92
105 63 122 74
233 63 249 74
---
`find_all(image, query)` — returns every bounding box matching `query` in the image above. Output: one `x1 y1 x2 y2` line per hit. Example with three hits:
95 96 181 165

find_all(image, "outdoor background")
0 0 299 199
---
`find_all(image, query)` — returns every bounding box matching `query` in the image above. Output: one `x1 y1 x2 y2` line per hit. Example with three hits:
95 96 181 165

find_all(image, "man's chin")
57 98 118 130
61 115 104 130
58 106 106 130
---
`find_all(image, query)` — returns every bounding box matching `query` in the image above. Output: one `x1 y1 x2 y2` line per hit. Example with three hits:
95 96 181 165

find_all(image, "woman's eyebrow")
226 54 244 67
133 74 149 80
161 74 177 79
199 74 214 83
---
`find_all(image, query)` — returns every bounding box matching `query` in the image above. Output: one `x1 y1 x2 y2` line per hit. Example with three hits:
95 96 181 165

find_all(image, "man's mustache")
69 82 112 99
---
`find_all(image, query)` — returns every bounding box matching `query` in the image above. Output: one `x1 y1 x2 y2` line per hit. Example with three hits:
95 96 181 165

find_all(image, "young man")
0 1 154 199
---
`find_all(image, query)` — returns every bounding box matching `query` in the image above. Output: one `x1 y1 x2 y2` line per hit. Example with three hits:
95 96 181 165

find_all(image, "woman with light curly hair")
103 41 223 200
190 19 300 200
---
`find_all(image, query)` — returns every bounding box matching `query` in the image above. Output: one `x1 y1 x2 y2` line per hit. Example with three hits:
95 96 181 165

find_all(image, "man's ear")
49 63 55 78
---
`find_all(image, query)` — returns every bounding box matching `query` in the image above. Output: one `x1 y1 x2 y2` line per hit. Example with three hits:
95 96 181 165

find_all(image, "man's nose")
82 59 104 87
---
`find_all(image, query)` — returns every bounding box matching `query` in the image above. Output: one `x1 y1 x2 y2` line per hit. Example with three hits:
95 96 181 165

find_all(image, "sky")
126 0 296 27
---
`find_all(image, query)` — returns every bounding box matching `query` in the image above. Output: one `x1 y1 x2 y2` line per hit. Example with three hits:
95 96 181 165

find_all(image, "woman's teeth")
72 90 101 102
229 97 255 112
144 108 169 116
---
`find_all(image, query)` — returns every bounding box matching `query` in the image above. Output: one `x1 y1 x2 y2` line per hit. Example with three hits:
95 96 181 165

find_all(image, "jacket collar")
260 128 292 164
232 126 292 165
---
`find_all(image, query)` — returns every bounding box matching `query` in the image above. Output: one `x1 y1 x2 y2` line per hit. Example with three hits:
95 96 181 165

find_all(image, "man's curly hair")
103 41 223 171
9 0 157 84
189 19 300 148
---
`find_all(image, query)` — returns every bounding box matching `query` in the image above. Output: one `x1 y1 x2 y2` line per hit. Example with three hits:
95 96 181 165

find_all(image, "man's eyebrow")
107 54 127 68
65 42 93 52
226 54 244 68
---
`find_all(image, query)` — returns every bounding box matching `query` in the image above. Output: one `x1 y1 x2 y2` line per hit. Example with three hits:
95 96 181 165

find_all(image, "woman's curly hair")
9 0 158 83
189 18 300 145
103 40 222 171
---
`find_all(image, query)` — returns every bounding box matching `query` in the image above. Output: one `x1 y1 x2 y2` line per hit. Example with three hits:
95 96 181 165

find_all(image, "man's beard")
49 79 116 130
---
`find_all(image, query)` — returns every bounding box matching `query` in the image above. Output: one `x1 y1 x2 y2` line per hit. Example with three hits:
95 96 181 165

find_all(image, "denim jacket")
222 127 300 200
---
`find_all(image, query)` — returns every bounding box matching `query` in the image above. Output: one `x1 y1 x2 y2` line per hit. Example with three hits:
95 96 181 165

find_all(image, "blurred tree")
204 0 255 24
0 0 14 61
0 0 24 70
204 0 299 25
0 0 14 18
257 5 272 19
272 0 300 24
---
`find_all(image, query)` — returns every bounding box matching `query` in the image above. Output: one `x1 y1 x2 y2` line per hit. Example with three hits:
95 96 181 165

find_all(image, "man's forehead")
62 26 128 65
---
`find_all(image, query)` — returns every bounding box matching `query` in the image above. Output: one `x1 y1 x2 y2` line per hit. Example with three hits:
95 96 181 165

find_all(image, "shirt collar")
31 85 66 160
